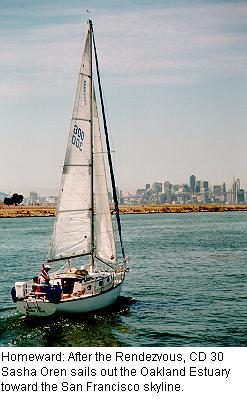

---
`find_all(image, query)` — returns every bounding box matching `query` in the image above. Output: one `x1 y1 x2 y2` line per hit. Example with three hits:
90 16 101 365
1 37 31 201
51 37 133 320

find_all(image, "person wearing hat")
39 264 51 295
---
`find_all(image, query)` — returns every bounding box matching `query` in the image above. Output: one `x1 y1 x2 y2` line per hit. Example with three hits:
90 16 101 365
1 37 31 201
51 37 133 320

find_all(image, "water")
0 212 246 347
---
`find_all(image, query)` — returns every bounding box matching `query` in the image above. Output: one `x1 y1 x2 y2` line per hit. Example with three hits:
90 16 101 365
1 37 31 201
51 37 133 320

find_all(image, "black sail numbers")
72 125 84 151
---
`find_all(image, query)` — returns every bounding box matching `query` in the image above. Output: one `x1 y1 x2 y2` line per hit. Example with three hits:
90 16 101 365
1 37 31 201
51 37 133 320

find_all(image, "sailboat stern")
16 299 56 317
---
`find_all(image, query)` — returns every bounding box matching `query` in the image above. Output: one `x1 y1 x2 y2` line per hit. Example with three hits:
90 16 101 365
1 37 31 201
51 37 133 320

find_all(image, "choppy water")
0 212 246 347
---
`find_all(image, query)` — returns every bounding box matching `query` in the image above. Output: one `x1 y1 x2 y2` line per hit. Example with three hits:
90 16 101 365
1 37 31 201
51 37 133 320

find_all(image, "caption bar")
0 347 245 398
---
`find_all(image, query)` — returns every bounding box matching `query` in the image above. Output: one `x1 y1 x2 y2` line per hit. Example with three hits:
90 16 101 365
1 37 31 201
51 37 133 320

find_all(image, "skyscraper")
189 175 196 192
30 191 38 203
152 182 162 193
232 178 237 204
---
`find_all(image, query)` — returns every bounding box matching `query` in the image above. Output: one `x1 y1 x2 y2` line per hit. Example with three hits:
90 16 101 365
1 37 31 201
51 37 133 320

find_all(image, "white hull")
56 281 122 314
15 280 123 317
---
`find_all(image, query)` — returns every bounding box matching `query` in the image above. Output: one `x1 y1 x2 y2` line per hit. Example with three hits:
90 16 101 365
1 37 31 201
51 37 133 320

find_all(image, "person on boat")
31 276 40 296
40 264 51 282
39 264 51 296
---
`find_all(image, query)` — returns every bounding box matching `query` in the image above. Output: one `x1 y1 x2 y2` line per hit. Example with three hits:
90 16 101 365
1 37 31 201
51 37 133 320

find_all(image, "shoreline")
0 204 247 218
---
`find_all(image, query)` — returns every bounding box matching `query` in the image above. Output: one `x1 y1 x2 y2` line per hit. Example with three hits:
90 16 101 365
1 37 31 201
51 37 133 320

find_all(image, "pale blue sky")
0 0 247 196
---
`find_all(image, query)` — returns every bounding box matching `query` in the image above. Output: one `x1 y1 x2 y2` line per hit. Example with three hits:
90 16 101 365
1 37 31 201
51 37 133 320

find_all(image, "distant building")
228 189 233 204
0 192 8 203
152 182 162 193
190 175 196 192
30 191 39 204
237 189 245 204
230 178 245 204
232 179 237 204
235 179 245 204
115 188 123 204
47 196 58 205
212 185 222 203
163 181 172 194
161 181 172 202
136 188 146 195
172 184 179 194
222 183 227 203
213 185 222 195
195 181 201 193
202 181 209 203
182 184 190 193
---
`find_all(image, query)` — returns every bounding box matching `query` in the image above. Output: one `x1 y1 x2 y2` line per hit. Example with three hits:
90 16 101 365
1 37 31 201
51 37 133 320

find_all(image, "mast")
92 31 126 262
48 20 125 267
89 19 94 271
47 25 94 264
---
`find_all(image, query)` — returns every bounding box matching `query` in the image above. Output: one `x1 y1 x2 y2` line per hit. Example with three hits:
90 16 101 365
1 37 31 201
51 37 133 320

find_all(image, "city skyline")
1 172 245 200
1 1 247 196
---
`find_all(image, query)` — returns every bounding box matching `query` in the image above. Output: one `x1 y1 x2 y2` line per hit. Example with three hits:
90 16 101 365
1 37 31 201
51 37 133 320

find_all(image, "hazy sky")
1 0 247 196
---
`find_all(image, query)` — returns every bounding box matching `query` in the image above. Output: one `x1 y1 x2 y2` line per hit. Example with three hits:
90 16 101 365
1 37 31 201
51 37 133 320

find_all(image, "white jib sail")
94 92 117 264
48 29 92 261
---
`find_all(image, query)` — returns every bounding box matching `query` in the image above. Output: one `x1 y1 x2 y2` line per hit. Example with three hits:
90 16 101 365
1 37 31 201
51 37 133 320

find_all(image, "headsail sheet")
94 91 117 264
48 30 92 262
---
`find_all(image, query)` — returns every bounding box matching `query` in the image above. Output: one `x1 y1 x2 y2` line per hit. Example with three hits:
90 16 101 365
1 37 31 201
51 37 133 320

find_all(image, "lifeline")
190 367 230 378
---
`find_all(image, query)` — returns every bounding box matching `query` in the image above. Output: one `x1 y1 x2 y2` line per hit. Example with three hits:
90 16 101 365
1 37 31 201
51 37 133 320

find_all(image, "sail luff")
48 26 93 262
89 19 94 271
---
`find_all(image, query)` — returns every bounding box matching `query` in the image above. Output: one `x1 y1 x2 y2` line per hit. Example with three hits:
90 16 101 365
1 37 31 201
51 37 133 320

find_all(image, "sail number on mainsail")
72 125 85 151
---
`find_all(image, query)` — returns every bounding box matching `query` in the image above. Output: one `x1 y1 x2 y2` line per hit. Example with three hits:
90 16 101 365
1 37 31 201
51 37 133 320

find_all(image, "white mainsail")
94 92 117 263
48 30 93 261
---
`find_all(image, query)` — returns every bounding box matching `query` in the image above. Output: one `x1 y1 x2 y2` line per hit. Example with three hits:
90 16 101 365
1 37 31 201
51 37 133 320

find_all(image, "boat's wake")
0 295 135 347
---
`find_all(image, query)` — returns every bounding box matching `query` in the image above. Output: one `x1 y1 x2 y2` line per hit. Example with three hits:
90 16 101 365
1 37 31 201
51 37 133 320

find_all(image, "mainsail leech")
94 89 117 263
92 29 126 261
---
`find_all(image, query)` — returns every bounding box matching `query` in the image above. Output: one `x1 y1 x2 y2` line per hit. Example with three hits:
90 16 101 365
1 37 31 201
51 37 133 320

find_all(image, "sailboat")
12 20 128 317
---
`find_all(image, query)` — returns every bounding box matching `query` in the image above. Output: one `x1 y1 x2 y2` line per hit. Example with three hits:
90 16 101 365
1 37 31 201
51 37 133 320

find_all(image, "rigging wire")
102 87 116 172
